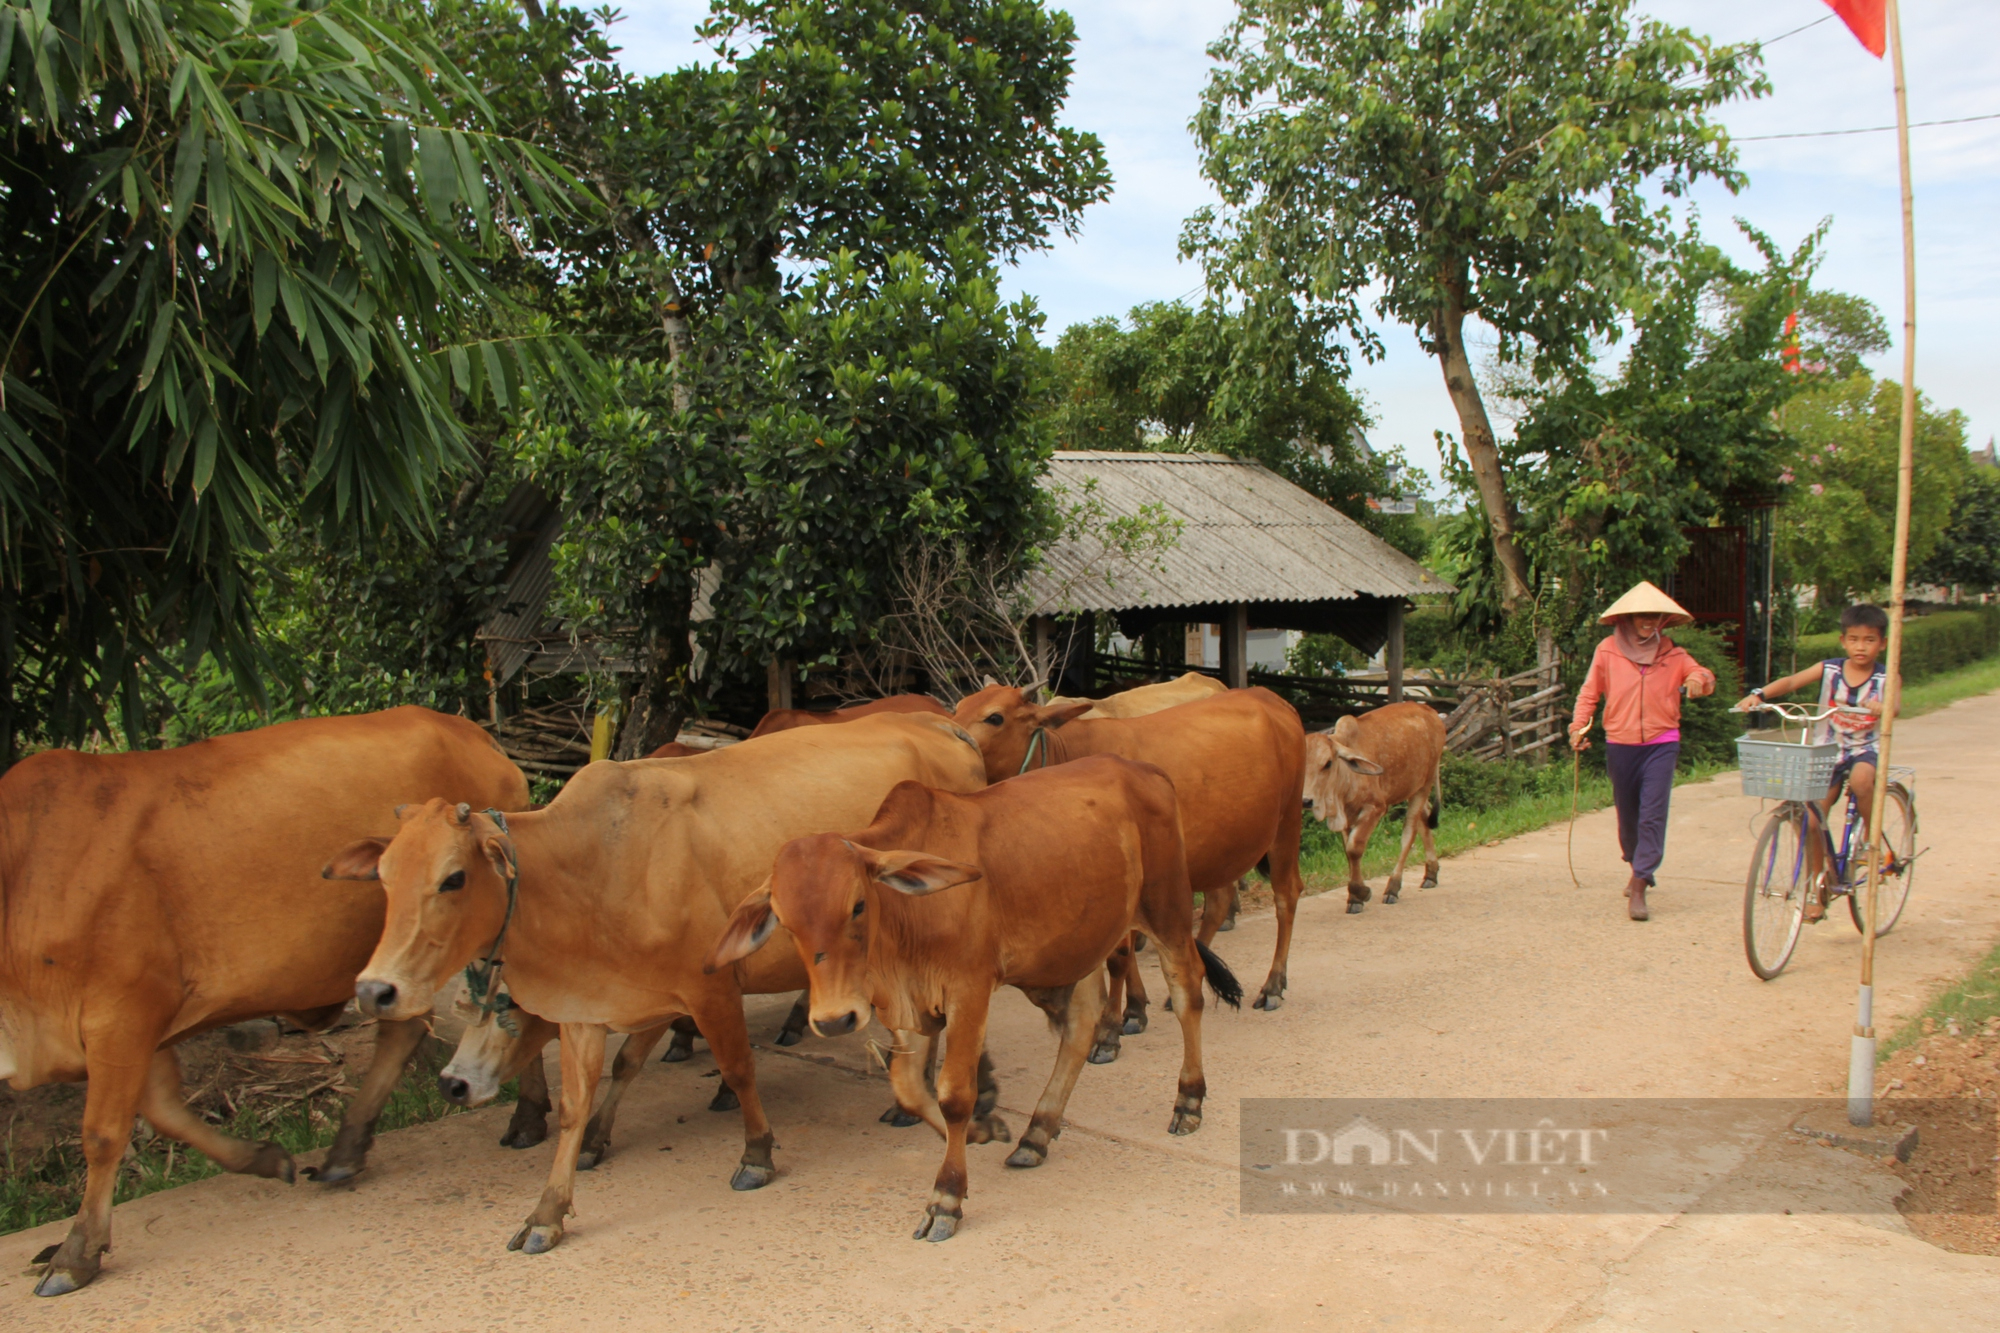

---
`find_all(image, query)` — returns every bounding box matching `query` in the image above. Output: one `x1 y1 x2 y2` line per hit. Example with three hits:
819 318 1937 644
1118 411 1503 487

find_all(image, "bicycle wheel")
1848 783 1917 936
1745 805 1809 980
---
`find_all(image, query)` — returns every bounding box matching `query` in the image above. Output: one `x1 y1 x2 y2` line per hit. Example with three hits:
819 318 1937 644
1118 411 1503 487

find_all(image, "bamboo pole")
1850 0 1918 1128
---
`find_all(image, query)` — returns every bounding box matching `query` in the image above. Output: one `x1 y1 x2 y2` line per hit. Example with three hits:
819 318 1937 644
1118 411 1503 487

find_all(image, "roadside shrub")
1670 625 1745 768
1792 606 2000 684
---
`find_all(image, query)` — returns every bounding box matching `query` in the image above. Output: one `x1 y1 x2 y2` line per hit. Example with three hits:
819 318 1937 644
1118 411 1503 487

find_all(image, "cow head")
704 833 981 1037
950 685 1093 783
437 980 554 1107
323 799 517 1022
1301 723 1385 832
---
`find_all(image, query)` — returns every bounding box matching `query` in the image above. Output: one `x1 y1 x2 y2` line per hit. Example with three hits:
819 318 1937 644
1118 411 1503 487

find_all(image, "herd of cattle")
0 672 1448 1295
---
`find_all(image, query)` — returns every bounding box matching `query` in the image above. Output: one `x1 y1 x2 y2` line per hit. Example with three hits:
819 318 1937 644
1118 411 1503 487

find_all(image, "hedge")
1790 606 2000 684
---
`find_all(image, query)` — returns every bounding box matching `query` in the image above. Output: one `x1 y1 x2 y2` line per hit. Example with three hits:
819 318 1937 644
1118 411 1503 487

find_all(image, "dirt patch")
1878 1017 2000 1255
2 1013 455 1236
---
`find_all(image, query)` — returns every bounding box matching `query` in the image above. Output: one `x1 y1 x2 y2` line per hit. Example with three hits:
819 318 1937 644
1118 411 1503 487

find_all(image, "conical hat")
1598 580 1693 627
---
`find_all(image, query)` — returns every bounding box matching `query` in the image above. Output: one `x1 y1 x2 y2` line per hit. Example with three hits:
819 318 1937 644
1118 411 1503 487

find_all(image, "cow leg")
1007 969 1107 1171
1122 933 1151 1033
138 1046 297 1179
1344 808 1383 914
501 1045 553 1149
31 1025 158 1296
1091 937 1140 1064
1385 799 1424 905
509 1022 606 1254
886 1029 947 1136
660 1013 700 1063
913 1000 993 1242
1196 879 1239 945
1219 881 1243 932
1421 775 1441 889
577 1024 669 1170
1257 799 1309 1011
687 989 777 1191
310 1014 429 1183
774 994 809 1047
969 1047 1011 1145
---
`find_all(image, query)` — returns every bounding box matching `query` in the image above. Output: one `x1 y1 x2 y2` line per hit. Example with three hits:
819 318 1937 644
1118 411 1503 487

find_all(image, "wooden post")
1032 615 1053 700
1222 604 1248 689
1076 611 1098 695
589 704 615 763
766 658 793 713
1496 679 1513 760
1385 601 1406 704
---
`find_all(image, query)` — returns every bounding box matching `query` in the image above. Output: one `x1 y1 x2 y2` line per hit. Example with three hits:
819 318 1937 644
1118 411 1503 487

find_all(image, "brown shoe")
1626 875 1650 922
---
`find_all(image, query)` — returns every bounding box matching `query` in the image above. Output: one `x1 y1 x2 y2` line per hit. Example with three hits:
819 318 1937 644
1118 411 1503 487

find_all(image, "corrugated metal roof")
1023 451 1450 615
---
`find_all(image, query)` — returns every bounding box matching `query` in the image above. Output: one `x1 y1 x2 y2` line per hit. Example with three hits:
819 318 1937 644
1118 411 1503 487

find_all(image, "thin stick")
1566 745 1583 891
1851 0 1918 1128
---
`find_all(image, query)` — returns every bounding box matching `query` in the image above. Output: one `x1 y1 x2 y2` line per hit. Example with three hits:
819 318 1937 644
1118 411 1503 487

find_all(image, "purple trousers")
1606 741 1679 884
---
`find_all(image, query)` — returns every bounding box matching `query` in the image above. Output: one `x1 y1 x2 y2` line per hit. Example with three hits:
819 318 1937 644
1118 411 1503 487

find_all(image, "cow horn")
980 674 999 688
454 802 472 824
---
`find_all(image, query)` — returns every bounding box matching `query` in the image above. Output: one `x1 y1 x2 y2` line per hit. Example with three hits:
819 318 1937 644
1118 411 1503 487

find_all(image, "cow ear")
1032 700 1093 730
480 833 516 884
322 837 391 881
866 850 984 897
1336 744 1385 776
705 888 777 974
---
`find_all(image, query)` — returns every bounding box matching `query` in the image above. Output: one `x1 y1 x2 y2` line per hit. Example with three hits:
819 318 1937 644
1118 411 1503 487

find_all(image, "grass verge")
1879 936 2000 1062
1 1041 509 1238
1896 654 2000 719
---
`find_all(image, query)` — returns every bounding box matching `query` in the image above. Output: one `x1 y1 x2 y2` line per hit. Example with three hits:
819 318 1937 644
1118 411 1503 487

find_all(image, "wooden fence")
1093 655 1570 762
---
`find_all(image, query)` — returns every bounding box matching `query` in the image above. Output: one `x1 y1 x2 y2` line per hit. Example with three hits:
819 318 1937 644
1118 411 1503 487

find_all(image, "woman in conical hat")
1568 581 1716 921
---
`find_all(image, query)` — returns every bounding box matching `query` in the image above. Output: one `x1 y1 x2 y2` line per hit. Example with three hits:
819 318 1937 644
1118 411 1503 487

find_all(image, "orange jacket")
1571 636 1715 745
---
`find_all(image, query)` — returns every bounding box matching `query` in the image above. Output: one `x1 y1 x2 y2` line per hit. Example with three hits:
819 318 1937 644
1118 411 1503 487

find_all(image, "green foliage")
1185 0 1763 601
1779 375 1968 607
1669 624 1744 767
1916 467 2000 591
1793 607 2000 685
1285 633 1369 677
0 0 585 757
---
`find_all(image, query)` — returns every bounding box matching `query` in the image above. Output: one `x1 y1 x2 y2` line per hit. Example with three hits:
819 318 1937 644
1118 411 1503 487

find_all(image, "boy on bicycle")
1735 604 1901 921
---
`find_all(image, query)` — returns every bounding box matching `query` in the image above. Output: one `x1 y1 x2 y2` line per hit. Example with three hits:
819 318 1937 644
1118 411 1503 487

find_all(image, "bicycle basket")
1736 734 1840 801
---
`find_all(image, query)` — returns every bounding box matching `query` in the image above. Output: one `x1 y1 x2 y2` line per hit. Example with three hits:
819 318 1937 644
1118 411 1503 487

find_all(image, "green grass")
1895 654 2000 719
0 1043 510 1237
1879 936 2000 1061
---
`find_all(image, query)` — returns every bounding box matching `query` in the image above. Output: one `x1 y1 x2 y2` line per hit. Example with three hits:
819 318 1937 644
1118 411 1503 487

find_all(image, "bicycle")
1734 699 1919 981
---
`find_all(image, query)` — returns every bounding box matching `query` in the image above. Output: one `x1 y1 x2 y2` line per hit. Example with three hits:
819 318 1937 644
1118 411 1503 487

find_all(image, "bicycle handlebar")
1731 699 1875 722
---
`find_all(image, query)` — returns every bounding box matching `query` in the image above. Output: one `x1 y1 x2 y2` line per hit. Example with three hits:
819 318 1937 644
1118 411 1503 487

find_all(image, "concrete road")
12 694 2000 1330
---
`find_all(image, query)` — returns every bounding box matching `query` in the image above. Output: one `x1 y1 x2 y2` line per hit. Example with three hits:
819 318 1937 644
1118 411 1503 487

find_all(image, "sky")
608 2 1998 496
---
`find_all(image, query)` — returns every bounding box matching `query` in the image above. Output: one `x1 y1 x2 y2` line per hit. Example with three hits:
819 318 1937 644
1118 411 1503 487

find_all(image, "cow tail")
1427 768 1442 830
1195 940 1244 1010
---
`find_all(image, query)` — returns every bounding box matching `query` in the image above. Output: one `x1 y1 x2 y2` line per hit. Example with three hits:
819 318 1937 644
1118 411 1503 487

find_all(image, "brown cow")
748 693 949 738
1054 671 1227 720
0 707 527 1296
325 712 986 1254
1303 704 1447 912
706 756 1241 1241
951 684 1307 1017
646 741 704 758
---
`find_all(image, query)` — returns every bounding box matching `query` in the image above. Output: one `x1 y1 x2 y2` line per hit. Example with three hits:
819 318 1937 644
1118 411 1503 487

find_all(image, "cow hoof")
730 1162 775 1191
880 1105 922 1128
709 1084 740 1113
1217 916 1235 932
1004 1143 1047 1169
1121 1008 1148 1036
773 1028 803 1047
1421 877 1438 890
1087 1040 1120 1065
1169 1108 1202 1136
913 1209 960 1242
972 1114 1012 1144
508 1223 563 1254
248 1141 298 1184
33 1265 91 1298
661 1041 694 1064
576 1147 604 1172
305 1160 357 1184
1253 991 1285 1012
499 1122 548 1151
1384 890 1401 905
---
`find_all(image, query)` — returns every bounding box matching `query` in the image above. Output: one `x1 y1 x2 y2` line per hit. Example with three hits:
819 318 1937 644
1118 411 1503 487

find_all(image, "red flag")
1823 0 1886 58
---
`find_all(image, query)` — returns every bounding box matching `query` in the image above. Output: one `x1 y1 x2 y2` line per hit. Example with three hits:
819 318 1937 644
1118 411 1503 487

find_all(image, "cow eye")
851 900 866 918
440 870 466 892
813 951 826 965
983 713 1002 726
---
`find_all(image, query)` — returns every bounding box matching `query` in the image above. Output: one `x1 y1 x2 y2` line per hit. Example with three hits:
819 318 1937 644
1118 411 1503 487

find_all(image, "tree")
1046 300 1423 551
0 0 581 757
1185 0 1764 609
1779 375 1966 608
430 0 1110 754
1916 465 2000 593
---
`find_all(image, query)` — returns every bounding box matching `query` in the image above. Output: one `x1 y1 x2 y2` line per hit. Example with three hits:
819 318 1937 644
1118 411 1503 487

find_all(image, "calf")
706 757 1240 1242
1302 703 1447 913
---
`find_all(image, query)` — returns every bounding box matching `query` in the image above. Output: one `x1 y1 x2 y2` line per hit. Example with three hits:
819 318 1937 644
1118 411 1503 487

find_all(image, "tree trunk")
1433 280 1533 611
612 584 695 760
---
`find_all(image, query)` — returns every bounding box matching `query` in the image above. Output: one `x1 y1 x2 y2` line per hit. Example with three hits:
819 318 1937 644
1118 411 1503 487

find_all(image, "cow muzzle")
810 1007 869 1038
355 978 399 1017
